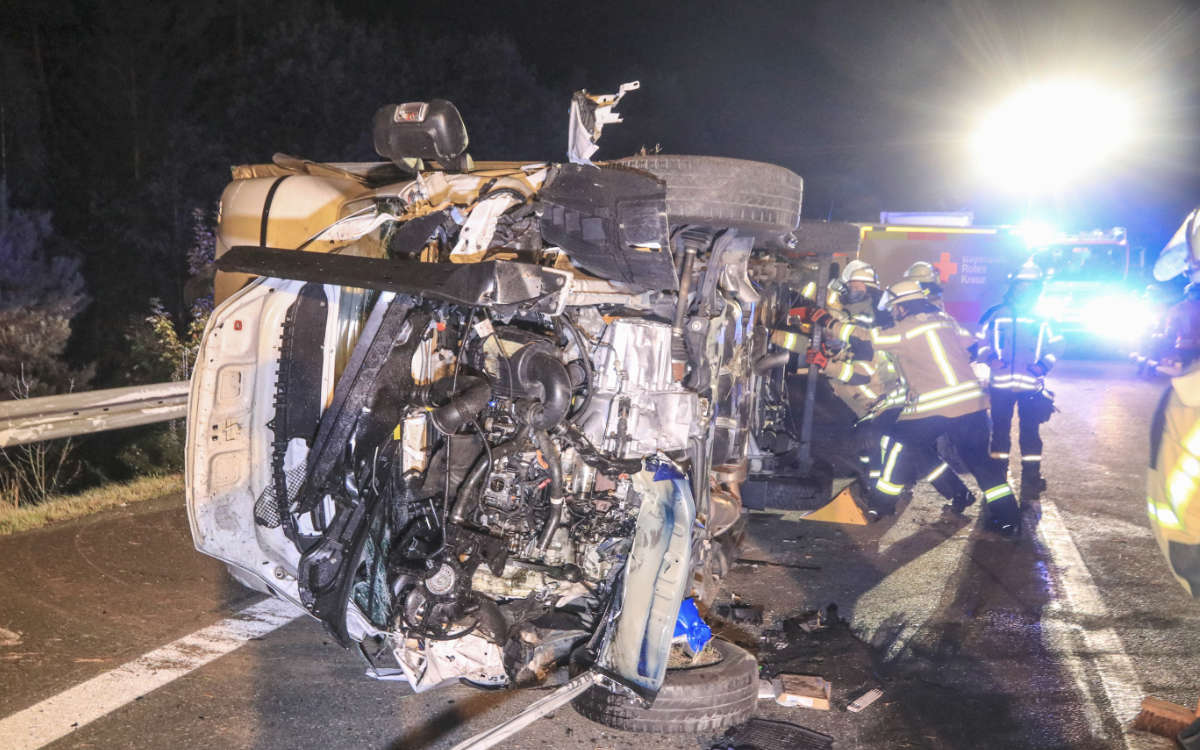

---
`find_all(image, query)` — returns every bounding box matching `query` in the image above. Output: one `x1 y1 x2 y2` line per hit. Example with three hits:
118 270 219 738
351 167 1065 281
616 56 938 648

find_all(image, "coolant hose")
754 350 791 374
533 429 565 552
450 437 522 524
430 377 492 434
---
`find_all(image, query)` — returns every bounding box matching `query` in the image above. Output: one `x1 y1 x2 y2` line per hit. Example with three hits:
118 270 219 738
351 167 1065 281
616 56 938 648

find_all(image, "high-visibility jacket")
1147 366 1200 597
822 349 906 419
829 311 987 421
975 302 1063 392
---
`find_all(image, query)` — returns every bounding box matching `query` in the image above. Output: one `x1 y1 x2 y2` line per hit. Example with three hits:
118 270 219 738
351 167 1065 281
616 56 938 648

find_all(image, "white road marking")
0 597 302 750
1038 500 1144 748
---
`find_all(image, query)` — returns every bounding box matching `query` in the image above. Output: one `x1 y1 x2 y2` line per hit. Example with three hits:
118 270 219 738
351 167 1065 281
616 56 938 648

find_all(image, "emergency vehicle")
856 215 1146 351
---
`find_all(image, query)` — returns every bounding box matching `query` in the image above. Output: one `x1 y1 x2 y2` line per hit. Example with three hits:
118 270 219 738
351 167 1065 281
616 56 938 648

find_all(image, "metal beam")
0 382 189 448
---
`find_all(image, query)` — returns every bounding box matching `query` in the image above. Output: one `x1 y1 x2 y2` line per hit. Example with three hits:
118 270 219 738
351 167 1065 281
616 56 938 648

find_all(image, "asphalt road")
1 360 1197 749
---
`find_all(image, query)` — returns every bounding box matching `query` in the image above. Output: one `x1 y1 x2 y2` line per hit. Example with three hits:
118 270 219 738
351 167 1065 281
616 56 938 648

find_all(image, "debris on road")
716 717 834 749
1132 695 1199 741
715 602 764 625
846 688 883 713
775 673 832 710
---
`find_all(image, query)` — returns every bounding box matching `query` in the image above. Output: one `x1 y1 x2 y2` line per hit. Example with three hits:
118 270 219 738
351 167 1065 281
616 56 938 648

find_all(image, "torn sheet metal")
567 80 640 165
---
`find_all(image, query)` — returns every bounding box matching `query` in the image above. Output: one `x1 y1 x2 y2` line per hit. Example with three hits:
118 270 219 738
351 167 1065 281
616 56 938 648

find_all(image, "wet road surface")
1 360 1196 749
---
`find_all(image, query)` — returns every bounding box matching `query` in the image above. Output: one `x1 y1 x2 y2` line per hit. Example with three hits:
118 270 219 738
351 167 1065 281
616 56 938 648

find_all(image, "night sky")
348 0 1199 252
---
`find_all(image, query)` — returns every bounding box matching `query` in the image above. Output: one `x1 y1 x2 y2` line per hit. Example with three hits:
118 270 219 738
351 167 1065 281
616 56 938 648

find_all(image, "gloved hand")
987 357 1007 371
1028 362 1047 377
790 306 830 326
805 347 829 369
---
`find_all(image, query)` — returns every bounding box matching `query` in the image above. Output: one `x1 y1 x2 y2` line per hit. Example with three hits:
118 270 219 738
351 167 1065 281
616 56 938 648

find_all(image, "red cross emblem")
933 252 958 283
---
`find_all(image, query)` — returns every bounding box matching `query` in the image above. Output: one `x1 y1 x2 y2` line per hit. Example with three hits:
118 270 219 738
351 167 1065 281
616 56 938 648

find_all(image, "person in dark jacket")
976 262 1064 498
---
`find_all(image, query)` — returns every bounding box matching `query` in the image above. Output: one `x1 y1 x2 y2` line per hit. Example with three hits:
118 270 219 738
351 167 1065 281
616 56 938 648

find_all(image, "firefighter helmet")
840 260 880 288
903 261 938 285
881 278 927 310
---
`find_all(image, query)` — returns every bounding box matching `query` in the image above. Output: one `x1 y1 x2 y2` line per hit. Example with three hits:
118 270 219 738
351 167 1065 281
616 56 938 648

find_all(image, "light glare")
972 79 1134 190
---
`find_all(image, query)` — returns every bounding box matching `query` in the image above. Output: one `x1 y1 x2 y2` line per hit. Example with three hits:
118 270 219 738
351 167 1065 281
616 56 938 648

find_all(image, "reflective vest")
1147 366 1200 597
830 312 987 421
976 302 1063 392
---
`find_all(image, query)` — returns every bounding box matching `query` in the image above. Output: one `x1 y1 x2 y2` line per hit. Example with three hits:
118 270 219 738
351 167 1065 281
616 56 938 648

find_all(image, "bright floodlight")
972 79 1134 190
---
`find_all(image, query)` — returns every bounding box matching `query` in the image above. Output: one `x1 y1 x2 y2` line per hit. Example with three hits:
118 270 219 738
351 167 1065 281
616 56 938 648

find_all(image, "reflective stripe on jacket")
976 303 1063 392
823 350 905 419
1147 367 1200 597
830 312 987 421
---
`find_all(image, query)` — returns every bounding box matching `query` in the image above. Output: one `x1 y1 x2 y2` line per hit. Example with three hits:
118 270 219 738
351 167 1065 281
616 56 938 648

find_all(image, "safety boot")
982 494 1021 538
943 490 977 516
1021 462 1047 498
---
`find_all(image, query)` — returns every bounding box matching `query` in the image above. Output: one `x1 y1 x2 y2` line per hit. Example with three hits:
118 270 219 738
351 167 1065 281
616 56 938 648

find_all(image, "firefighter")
903 261 945 309
802 280 1017 534
976 262 1063 498
1163 282 1200 369
834 260 893 327
1147 206 1200 597
804 269 974 508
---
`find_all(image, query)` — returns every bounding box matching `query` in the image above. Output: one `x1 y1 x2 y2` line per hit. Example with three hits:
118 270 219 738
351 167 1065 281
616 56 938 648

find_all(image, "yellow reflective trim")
875 480 904 495
881 441 903 485
839 324 855 343
802 281 817 299
984 484 1013 502
924 463 949 482
860 361 876 376
1184 420 1200 457
926 330 958 386
904 321 942 339
1183 454 1200 478
838 362 854 381
871 328 902 345
906 387 983 415
915 381 978 402
858 385 878 399
1149 498 1184 530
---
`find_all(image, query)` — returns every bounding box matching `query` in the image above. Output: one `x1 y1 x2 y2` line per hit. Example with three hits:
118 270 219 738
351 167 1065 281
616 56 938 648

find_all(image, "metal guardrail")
0 381 189 448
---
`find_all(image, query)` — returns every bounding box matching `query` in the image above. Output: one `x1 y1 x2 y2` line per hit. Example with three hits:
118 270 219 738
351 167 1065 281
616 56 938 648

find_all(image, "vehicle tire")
616 155 803 245
572 638 759 734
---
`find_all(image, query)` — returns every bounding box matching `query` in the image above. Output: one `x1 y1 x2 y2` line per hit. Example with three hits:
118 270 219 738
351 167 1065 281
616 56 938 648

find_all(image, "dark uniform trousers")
989 388 1044 459
876 410 1011 512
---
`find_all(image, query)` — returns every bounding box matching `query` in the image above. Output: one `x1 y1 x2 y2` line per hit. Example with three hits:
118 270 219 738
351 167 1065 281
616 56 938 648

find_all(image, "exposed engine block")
575 318 699 459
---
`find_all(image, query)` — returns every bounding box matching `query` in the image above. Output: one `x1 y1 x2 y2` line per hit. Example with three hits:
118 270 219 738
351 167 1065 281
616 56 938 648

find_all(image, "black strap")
259 176 290 246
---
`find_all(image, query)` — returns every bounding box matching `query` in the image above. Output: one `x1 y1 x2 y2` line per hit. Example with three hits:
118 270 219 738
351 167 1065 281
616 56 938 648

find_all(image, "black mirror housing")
373 99 469 170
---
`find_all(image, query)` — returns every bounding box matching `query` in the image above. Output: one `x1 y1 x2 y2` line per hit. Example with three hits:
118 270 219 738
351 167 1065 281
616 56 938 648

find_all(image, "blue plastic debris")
673 597 713 655
652 461 685 481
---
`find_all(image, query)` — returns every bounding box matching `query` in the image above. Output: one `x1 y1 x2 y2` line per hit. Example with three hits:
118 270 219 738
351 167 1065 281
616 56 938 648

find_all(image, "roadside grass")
0 474 182 535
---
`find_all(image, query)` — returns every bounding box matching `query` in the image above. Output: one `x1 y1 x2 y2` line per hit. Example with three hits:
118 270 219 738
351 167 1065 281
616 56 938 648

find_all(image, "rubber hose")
430 377 492 434
533 429 565 552
449 437 522 524
513 348 571 430
753 350 791 374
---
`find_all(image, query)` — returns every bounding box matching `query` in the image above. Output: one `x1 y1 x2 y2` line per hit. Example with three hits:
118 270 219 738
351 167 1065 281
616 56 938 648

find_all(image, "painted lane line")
0 597 302 750
1038 500 1143 747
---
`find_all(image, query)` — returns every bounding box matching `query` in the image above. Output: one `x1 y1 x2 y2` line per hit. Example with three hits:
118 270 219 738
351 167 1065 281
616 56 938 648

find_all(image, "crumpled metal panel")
538 163 676 292
596 470 696 694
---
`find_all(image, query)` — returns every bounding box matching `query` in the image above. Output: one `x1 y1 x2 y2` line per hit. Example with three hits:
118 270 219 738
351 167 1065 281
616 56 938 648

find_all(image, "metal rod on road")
0 381 189 448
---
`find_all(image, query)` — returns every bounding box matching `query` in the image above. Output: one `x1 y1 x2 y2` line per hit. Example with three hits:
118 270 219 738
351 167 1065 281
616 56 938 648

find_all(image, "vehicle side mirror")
373 99 470 171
